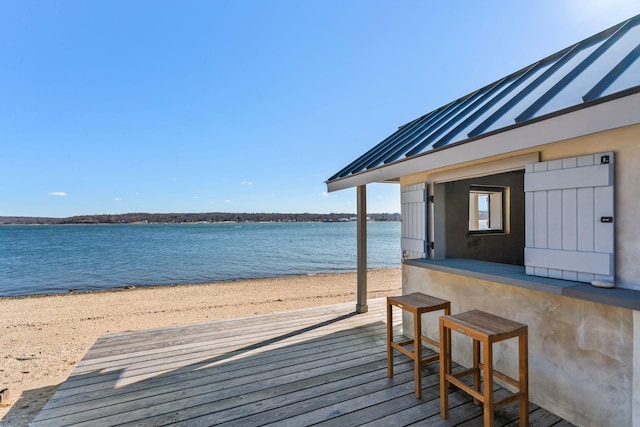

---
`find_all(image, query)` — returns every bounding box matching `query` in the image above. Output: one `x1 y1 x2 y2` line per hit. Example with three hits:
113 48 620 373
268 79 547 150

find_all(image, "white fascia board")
326 92 640 192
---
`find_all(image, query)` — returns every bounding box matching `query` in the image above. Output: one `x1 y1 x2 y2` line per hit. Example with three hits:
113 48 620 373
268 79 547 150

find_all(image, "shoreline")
0 268 398 300
0 267 401 426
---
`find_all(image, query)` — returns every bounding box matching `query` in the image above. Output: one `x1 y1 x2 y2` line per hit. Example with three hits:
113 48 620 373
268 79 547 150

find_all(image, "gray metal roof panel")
328 14 640 184
600 50 640 97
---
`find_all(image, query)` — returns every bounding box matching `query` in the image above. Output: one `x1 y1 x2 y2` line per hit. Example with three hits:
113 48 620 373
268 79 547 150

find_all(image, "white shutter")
524 152 614 282
401 183 427 258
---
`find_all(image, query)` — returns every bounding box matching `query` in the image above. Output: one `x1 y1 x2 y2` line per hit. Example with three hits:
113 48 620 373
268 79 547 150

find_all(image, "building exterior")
326 15 640 426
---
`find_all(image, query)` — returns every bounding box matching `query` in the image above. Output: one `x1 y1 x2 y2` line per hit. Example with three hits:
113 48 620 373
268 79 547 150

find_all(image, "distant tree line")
0 212 401 225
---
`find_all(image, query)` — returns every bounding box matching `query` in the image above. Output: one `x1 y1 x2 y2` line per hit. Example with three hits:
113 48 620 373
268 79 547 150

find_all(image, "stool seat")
440 309 529 426
387 292 450 399
444 309 527 340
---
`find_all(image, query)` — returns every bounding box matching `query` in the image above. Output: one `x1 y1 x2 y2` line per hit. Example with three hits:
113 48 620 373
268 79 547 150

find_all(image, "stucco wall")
404 264 633 426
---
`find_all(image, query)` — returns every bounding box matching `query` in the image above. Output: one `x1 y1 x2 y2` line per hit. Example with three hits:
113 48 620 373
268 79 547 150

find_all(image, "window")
400 153 534 263
442 172 523 265
469 186 505 232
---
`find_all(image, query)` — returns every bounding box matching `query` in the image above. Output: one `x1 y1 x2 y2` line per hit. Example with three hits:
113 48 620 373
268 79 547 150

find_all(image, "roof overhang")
327 91 640 192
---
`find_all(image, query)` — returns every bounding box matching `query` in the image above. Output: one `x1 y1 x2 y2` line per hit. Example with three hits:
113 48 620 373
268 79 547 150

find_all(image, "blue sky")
2 1 639 217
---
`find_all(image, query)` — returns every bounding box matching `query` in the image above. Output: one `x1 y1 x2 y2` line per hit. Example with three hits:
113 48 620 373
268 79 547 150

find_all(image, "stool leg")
519 331 529 427
483 340 494 427
387 301 393 378
473 339 481 406
439 318 449 419
413 310 422 399
444 305 451 364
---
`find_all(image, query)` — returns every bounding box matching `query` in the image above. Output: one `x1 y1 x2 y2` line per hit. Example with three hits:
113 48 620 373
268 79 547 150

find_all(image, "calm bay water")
0 221 400 297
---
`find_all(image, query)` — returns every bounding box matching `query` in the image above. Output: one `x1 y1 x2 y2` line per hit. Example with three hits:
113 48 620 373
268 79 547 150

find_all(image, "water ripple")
0 222 400 296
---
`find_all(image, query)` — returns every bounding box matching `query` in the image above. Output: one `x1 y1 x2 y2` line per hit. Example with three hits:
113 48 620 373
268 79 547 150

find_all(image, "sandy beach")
0 268 401 426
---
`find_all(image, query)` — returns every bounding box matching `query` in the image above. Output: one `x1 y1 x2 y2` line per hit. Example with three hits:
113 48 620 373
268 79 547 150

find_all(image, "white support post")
356 185 368 314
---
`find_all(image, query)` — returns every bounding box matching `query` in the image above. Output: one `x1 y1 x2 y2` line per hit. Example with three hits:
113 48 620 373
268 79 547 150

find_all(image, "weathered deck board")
55 326 387 400
31 298 574 426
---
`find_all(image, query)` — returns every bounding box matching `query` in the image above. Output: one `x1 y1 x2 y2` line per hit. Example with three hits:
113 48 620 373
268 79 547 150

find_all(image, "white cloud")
48 192 67 196
225 199 232 204
240 180 253 186
321 192 330 197
114 197 123 201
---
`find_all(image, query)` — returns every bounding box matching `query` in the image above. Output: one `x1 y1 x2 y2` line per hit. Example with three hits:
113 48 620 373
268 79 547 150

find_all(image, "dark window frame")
468 185 507 235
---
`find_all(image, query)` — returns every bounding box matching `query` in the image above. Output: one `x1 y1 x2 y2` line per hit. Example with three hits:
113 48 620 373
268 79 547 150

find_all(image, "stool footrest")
445 372 524 409
494 392 525 410
393 335 439 348
421 335 439 348
390 342 415 360
444 374 483 401
451 367 477 379
390 342 440 365
477 362 521 389
420 354 439 364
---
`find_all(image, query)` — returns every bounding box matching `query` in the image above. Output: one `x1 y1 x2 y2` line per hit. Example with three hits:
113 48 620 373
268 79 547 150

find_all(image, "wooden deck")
31 298 573 426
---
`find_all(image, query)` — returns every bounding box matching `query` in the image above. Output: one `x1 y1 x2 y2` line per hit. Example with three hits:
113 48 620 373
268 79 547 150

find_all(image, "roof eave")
326 90 640 192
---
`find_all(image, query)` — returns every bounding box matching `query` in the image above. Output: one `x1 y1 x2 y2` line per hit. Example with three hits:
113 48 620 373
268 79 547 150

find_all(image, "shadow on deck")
29 298 574 426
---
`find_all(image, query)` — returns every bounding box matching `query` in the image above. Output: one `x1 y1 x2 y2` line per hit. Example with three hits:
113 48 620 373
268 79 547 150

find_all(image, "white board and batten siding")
401 183 427 259
524 152 614 283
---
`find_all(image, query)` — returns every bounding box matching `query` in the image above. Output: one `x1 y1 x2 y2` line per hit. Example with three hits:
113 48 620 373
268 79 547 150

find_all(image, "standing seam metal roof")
328 14 640 183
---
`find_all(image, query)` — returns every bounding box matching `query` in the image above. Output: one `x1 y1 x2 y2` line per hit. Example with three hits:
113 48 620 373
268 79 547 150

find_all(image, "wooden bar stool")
387 292 450 399
439 309 529 427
